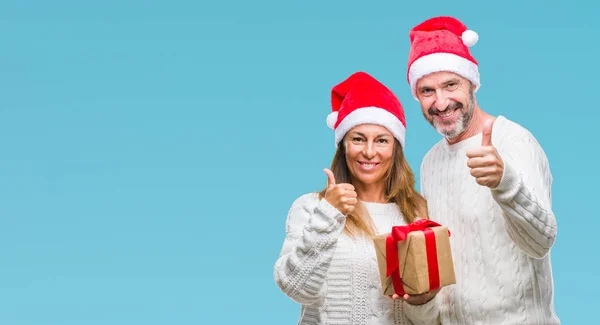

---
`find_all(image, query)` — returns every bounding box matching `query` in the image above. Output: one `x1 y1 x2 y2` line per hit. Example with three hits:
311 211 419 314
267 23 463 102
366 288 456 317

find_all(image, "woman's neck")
354 181 388 203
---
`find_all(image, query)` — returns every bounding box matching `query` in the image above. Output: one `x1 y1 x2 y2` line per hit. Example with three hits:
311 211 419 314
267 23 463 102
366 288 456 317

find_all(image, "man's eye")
447 83 458 89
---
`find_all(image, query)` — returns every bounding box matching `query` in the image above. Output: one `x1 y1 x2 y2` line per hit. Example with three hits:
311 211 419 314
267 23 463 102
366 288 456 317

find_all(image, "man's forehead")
417 71 466 87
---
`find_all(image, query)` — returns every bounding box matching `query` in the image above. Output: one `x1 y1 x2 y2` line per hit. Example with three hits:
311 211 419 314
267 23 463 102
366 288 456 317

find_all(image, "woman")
273 72 441 325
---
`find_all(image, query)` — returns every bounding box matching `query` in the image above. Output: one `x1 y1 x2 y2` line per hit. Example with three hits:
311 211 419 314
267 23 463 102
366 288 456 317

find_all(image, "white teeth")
361 163 376 169
439 111 453 117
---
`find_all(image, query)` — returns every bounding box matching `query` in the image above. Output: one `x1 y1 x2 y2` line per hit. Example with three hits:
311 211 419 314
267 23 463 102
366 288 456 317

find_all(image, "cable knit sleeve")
403 293 442 324
491 128 557 259
273 193 346 305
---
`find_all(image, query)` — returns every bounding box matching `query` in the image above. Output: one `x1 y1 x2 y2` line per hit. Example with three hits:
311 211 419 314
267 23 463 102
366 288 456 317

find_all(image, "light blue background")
0 0 596 324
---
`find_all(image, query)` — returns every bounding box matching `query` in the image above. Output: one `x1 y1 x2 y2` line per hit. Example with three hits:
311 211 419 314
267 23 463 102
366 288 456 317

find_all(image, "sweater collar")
361 200 400 215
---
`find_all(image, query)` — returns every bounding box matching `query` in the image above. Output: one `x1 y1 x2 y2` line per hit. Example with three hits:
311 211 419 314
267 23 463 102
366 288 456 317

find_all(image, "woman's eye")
353 137 363 142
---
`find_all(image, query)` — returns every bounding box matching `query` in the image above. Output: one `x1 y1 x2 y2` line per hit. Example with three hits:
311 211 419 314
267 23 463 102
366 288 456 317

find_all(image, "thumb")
481 119 494 146
323 168 336 188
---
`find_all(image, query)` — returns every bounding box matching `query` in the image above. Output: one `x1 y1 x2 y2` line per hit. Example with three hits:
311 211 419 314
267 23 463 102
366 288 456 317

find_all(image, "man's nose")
433 89 450 111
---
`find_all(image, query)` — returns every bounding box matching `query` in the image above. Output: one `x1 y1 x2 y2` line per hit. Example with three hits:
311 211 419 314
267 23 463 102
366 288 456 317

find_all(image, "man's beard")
424 94 474 139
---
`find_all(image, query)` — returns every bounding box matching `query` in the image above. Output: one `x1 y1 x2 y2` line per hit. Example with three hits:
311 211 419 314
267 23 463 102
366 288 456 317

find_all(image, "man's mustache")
428 102 463 115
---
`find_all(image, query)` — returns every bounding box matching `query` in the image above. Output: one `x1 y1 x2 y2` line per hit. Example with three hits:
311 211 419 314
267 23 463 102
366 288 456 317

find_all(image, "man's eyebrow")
418 78 461 91
442 78 461 85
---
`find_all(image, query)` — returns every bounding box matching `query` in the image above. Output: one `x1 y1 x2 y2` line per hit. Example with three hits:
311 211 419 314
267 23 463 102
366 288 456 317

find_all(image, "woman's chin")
354 174 384 186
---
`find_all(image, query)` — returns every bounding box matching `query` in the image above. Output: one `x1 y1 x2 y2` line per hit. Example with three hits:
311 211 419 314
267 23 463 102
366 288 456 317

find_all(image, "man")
401 16 560 324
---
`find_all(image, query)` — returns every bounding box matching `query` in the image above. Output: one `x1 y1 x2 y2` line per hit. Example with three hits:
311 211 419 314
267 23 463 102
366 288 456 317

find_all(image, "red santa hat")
407 16 480 100
326 71 406 148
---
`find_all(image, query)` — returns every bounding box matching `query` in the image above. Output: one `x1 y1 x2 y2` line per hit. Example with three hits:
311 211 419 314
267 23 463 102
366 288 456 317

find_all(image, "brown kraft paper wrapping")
373 224 456 295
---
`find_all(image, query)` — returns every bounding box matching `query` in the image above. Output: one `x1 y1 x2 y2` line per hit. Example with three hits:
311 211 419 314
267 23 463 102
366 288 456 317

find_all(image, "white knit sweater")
419 116 560 324
274 193 440 325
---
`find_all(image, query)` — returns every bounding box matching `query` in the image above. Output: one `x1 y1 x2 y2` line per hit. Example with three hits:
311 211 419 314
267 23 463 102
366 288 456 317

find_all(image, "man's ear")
469 81 478 105
469 80 477 92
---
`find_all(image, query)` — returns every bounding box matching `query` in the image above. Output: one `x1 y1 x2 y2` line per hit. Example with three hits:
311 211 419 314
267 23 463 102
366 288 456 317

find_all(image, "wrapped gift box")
373 219 456 295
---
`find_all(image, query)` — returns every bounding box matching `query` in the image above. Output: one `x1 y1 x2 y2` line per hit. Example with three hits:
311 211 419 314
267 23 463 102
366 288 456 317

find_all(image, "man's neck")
446 106 493 145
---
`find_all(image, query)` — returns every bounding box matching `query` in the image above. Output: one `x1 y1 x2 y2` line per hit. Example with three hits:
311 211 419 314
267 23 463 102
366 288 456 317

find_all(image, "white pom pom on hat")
326 111 338 129
462 29 478 47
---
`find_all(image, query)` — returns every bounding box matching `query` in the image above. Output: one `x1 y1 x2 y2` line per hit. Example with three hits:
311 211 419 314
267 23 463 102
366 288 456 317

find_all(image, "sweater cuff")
310 198 346 233
491 158 521 202
403 293 441 321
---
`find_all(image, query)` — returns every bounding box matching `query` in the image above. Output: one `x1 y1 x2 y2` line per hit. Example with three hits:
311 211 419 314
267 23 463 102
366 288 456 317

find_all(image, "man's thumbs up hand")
323 168 357 215
466 119 504 188
481 119 494 147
